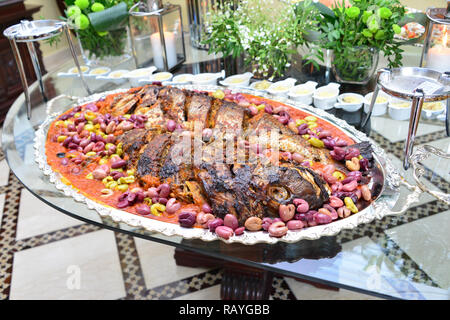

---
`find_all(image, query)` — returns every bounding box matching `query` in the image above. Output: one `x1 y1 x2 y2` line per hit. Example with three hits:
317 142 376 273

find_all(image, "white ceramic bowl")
313 86 340 110
335 93 364 112
288 82 318 105
170 73 194 84
192 70 225 86
220 72 253 87
68 65 89 74
124 67 157 86
96 69 129 84
267 78 297 96
58 65 90 78
388 98 412 121
363 92 390 116
421 101 445 119
87 67 111 77
249 80 272 93
150 71 173 82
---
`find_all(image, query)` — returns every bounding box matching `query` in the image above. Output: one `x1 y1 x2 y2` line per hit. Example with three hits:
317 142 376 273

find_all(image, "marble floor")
1 105 449 300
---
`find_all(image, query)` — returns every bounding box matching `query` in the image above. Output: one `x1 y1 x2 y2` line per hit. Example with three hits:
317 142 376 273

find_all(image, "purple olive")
62 136 73 147
105 134 116 143
301 161 311 167
323 204 338 220
262 217 273 231
314 212 332 225
93 141 105 152
146 187 159 198
224 214 239 230
330 147 346 161
215 226 234 239
112 171 126 181
345 148 360 160
178 211 196 228
135 191 146 203
117 200 129 208
166 120 177 132
323 138 337 150
158 197 168 205
157 183 170 198
67 124 76 132
68 143 79 149
297 123 309 135
111 159 126 169
201 203 212 213
85 103 98 112
346 171 362 180
136 204 151 215
208 218 224 232
234 226 245 236
79 138 90 148
278 116 289 125
335 139 348 147
118 192 129 202
360 158 370 171
318 130 332 139
166 198 181 214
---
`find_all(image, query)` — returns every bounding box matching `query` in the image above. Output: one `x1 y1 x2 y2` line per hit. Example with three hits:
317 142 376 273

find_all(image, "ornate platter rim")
34 84 415 244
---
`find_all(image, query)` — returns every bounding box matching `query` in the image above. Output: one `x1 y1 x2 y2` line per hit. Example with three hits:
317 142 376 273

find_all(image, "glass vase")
77 26 132 67
331 46 379 85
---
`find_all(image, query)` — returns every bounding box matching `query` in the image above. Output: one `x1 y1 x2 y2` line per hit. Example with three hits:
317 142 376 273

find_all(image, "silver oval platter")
34 84 422 244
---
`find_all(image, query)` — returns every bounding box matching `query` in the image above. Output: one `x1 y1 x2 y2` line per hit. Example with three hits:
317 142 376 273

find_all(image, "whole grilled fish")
105 85 357 222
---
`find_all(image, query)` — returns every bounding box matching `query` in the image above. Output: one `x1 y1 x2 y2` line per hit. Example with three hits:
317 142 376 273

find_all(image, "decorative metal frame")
362 67 450 170
129 2 186 71
410 144 450 205
3 20 91 119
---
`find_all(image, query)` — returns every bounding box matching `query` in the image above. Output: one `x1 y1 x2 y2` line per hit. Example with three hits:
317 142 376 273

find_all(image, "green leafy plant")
203 0 321 79
315 0 407 82
63 0 137 59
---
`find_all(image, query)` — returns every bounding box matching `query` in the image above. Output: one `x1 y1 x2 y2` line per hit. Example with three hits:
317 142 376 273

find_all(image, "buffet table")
2 54 449 300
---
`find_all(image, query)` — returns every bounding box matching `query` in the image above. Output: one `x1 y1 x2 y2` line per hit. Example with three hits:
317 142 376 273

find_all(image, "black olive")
56 152 66 158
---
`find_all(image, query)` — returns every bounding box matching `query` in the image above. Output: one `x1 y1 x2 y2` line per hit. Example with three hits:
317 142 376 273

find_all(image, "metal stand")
3 20 91 119
361 67 449 170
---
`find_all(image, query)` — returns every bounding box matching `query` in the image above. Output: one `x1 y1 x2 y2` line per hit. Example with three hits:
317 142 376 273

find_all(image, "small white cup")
267 78 297 96
363 91 390 116
388 98 412 121
313 82 340 110
288 81 318 105
335 93 364 112
192 70 226 85
220 72 253 87
421 101 445 119
124 66 157 87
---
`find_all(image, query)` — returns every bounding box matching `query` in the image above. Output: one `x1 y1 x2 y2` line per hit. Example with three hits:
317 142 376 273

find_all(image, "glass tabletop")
2 51 449 300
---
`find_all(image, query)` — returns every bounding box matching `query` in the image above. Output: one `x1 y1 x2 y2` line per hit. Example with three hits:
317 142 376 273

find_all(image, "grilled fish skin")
185 92 212 130
137 133 173 188
159 87 187 124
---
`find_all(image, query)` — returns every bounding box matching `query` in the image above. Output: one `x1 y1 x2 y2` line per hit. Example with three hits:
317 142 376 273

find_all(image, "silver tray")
34 85 423 244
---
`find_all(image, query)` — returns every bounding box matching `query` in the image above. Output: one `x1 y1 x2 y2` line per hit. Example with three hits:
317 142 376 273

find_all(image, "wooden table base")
174 248 338 300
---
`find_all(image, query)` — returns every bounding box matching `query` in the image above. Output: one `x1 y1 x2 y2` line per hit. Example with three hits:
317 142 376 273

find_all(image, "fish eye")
268 186 289 201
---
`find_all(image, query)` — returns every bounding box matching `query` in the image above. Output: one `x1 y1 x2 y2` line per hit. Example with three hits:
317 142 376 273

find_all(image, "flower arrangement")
203 0 321 79
315 0 407 83
63 0 137 60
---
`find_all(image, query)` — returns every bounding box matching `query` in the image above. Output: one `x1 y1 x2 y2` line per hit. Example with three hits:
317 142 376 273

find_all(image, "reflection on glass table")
2 55 449 300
